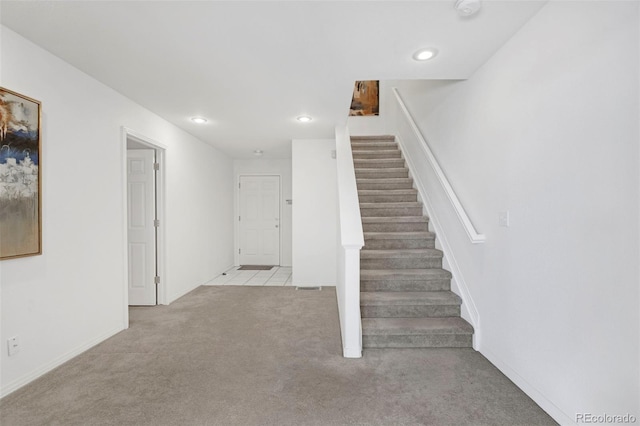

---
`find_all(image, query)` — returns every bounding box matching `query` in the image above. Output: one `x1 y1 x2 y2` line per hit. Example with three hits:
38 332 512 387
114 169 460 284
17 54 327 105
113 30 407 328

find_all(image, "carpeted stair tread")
358 184 414 191
364 231 435 240
356 177 413 182
359 204 424 218
351 135 396 141
360 249 442 259
355 167 408 172
362 317 474 335
360 269 453 290
363 222 429 233
355 168 409 179
352 149 400 154
360 268 452 280
360 201 421 208
362 216 428 223
352 150 401 159
352 144 398 152
361 291 461 306
360 277 451 292
354 158 405 168
358 189 417 195
351 148 402 154
362 217 430 231
356 178 414 190
360 252 441 268
358 189 419 203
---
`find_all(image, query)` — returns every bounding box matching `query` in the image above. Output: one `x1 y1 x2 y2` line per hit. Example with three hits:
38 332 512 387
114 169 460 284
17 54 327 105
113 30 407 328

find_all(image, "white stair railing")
392 88 485 244
335 125 364 358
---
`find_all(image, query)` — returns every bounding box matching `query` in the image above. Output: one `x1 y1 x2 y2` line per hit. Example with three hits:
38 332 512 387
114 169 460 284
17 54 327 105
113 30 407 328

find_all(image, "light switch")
7 336 20 356
498 211 510 228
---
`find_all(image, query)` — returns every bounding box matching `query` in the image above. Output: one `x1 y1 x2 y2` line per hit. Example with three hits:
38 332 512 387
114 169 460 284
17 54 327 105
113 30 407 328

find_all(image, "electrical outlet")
7 336 20 356
498 211 510 228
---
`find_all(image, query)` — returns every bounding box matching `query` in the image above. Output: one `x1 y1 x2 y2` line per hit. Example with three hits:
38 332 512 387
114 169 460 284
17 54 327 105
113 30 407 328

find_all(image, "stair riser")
361 280 450 292
356 182 414 190
354 159 405 168
352 152 401 159
351 136 395 141
355 170 409 179
362 223 429 232
364 239 434 249
361 257 442 270
360 207 423 217
361 305 460 318
358 194 417 203
363 334 472 348
352 144 397 151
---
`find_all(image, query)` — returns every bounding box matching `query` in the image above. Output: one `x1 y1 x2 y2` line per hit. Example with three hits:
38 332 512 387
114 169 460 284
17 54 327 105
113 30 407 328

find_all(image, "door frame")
235 174 282 266
121 127 167 327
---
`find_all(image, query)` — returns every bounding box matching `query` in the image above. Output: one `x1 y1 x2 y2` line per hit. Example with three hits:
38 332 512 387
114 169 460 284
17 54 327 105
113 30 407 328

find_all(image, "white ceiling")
0 1 545 158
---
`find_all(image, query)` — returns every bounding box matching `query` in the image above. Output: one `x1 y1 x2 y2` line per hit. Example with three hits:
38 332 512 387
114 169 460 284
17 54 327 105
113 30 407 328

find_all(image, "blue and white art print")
0 87 41 259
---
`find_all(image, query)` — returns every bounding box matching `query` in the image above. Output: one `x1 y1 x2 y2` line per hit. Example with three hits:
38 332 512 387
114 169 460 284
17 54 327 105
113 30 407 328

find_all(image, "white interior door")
127 149 157 305
239 176 280 265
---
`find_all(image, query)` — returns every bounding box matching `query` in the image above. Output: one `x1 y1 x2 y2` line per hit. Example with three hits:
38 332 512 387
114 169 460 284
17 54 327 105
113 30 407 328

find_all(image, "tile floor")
205 266 293 286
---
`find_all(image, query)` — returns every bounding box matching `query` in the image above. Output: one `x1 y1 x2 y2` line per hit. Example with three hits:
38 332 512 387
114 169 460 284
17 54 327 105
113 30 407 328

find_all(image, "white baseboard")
167 280 209 304
0 325 123 399
482 347 576 425
342 346 362 358
292 282 336 287
201 264 236 286
221 264 236 273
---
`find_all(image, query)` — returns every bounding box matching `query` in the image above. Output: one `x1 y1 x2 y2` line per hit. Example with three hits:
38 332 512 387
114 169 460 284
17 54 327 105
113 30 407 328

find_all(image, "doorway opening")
122 128 167 324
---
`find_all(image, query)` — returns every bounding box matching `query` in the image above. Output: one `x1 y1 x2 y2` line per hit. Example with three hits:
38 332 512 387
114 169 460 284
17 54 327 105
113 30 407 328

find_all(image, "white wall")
0 26 234 396
348 80 462 137
347 81 390 136
233 158 292 266
384 80 462 121
387 2 639 423
291 139 337 286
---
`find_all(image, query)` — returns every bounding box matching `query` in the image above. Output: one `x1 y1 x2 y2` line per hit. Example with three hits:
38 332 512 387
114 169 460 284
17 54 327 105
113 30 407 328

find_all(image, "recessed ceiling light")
454 0 481 17
190 116 208 124
254 150 263 156
297 116 312 123
412 48 438 61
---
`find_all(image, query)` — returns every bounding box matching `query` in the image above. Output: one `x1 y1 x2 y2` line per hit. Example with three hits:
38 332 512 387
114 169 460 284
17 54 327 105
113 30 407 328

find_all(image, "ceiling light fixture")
412 48 438 62
454 0 481 17
253 150 264 156
297 116 312 123
190 116 208 124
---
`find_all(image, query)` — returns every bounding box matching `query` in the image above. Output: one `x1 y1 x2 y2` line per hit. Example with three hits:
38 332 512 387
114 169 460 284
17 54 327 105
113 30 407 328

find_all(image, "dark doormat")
238 265 274 271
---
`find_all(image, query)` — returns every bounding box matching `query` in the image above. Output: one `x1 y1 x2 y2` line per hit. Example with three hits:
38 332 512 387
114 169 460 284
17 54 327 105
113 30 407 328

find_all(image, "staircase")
351 135 474 349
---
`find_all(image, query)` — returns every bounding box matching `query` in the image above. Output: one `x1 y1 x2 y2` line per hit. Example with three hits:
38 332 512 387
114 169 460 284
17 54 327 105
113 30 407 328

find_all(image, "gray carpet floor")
0 286 556 426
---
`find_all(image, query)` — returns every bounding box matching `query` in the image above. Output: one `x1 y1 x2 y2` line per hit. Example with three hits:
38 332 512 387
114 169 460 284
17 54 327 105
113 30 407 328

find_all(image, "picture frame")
349 80 379 116
0 87 42 259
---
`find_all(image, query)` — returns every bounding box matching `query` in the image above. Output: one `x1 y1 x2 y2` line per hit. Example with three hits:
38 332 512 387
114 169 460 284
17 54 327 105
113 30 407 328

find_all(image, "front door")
239 175 280 265
127 149 157 305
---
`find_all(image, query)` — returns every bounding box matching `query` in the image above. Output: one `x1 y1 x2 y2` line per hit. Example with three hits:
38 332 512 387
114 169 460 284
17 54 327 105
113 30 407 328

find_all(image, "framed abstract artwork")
349 80 379 116
0 87 42 259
